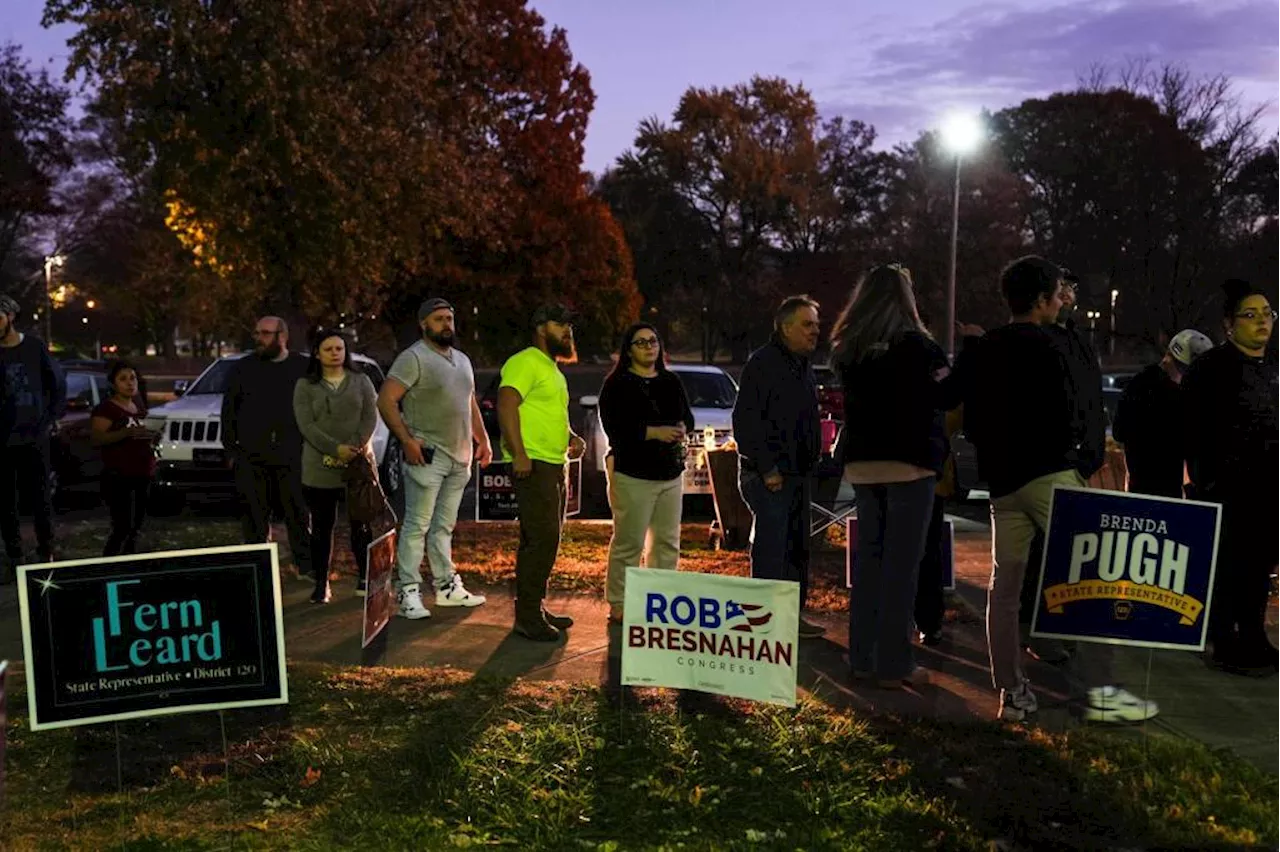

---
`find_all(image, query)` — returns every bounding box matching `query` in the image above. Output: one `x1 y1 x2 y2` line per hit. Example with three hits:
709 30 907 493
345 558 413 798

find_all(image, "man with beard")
221 316 312 577
378 298 492 620
497 304 586 641
0 294 65 578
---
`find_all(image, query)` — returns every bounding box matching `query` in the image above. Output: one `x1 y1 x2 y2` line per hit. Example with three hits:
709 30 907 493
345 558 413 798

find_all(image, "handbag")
344 452 394 527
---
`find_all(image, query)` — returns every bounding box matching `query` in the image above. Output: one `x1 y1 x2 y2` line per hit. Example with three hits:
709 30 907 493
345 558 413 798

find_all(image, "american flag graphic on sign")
724 600 773 634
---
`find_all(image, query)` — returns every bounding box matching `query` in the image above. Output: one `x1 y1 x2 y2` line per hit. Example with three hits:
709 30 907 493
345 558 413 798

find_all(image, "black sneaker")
542 609 574 630
514 618 561 642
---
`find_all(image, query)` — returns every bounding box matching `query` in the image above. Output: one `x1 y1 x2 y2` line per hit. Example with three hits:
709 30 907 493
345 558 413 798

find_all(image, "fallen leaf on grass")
301 766 322 788
247 820 270 832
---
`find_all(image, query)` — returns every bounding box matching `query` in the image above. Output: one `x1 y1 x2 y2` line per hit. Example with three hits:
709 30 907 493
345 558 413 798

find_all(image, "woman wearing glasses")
1183 280 1278 676
598 323 694 623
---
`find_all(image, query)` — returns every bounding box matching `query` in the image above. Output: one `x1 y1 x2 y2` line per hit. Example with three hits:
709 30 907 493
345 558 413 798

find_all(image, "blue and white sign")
1030 486 1221 651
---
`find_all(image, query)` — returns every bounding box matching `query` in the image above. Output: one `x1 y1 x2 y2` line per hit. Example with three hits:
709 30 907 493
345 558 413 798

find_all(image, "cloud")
813 0 1278 145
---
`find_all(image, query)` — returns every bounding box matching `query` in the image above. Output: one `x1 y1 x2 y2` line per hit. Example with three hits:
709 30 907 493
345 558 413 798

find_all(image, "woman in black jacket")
598 323 694 622
831 265 961 688
1183 280 1277 675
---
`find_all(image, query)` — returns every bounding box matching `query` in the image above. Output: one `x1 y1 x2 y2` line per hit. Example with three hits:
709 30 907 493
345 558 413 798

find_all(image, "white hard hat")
1168 329 1213 367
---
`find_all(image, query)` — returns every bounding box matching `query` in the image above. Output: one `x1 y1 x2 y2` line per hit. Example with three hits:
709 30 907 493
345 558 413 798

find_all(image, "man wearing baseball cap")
1112 328 1213 498
378 297 492 619
496 303 585 641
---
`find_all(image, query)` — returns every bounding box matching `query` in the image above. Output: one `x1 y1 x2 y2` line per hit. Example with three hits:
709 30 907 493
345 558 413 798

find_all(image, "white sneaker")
1084 686 1159 723
998 680 1039 722
436 575 486 608
396 586 431 620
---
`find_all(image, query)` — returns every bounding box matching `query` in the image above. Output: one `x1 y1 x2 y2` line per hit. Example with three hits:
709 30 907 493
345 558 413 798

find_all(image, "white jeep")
145 353 403 513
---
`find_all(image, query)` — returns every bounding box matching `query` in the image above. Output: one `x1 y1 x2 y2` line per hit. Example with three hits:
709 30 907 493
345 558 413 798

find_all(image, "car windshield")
186 359 238 395
186 356 384 394
676 371 737 409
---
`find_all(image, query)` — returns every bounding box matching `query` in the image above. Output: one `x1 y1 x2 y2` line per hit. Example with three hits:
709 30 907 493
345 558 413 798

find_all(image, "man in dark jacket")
221 316 312 576
0 294 66 576
733 295 824 639
1112 329 1212 498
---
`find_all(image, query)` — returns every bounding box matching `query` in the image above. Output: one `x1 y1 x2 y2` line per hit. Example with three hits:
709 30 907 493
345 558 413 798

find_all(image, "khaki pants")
987 469 1085 691
605 471 684 607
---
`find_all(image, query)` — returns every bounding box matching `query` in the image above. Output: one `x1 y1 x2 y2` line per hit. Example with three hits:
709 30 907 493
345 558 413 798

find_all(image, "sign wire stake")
219 709 231 800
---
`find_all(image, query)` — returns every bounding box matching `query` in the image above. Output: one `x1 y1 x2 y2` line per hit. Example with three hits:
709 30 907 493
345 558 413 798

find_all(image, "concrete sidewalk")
1 535 1275 774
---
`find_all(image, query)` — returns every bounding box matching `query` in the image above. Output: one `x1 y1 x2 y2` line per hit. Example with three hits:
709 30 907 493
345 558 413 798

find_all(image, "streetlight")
85 299 101 359
940 112 984 359
43 253 64 347
1109 288 1119 358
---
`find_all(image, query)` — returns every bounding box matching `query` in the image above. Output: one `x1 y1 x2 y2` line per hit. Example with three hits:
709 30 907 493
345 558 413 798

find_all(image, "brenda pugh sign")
17 544 288 730
1029 486 1221 651
362 530 397 648
621 567 799 707
476 458 583 521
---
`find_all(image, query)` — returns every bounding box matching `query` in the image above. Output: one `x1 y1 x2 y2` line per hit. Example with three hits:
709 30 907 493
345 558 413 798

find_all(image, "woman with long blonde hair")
830 264 961 688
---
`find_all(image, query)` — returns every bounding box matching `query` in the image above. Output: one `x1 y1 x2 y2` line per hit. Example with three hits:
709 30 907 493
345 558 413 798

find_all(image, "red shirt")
92 398 157 478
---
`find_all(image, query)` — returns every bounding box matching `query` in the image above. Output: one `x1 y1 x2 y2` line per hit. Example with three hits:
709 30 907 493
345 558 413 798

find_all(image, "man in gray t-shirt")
378 298 494 619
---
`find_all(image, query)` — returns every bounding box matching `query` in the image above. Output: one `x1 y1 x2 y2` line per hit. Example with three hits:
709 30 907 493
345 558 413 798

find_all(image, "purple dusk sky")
5 0 1277 174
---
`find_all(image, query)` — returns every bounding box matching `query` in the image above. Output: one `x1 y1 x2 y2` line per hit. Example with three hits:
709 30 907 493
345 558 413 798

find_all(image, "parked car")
813 364 844 423
47 369 115 505
576 364 738 513
145 353 403 514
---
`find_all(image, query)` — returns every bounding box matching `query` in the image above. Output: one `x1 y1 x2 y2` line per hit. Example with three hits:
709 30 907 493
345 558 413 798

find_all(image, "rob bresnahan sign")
18 544 288 730
1030 486 1221 651
621 568 799 706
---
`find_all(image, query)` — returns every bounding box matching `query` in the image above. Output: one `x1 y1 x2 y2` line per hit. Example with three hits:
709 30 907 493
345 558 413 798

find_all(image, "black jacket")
1182 343 1279 503
1046 320 1107 479
961 322 1077 498
732 337 820 477
1112 363 1184 498
0 334 66 446
837 331 960 475
598 369 694 481
221 352 309 466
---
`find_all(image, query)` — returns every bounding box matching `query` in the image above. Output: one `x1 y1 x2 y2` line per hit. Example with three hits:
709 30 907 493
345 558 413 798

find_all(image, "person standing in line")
964 256 1157 723
293 330 379 604
221 316 312 577
831 266 962 687
733 295 825 640
90 360 160 556
599 323 694 623
914 404 965 648
497 304 586 641
1112 329 1213 499
0 293 65 576
1183 280 1278 675
378 298 491 620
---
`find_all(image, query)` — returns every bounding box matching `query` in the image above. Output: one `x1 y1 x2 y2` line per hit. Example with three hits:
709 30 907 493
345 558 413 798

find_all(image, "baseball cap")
1167 329 1213 367
0 294 18 316
417 298 455 321
532 303 577 327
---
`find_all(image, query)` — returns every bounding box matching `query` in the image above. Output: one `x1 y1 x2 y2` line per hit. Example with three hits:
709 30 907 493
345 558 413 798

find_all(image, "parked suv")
578 364 738 512
145 353 403 513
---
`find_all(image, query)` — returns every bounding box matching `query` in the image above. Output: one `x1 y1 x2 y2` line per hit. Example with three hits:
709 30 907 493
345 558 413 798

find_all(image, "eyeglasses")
631 337 660 349
1235 309 1275 322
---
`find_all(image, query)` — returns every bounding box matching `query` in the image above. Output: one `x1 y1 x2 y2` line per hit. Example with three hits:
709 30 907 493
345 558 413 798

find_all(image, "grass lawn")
1 665 1275 851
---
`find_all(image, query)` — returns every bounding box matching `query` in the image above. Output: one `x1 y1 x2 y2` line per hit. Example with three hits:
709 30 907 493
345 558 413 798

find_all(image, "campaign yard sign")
476 458 582 521
845 516 955 591
17 544 288 731
1030 485 1221 651
621 568 799 707
362 530 397 648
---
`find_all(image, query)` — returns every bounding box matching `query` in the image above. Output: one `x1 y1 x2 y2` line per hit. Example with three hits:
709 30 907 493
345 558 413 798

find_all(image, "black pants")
512 461 567 622
913 494 947 636
0 439 54 561
235 459 312 574
102 473 150 556
1209 493 1277 663
304 486 371 596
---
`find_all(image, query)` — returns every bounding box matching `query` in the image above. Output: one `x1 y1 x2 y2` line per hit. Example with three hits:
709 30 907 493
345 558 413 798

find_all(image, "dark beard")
425 329 455 347
547 335 575 361
257 342 282 360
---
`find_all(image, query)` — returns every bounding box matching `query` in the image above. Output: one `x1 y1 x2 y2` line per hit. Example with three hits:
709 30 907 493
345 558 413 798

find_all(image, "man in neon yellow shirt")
497 304 586 640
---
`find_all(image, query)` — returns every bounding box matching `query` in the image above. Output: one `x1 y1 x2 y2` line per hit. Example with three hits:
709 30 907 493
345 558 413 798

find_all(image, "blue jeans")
849 477 936 680
739 471 811 608
395 450 470 591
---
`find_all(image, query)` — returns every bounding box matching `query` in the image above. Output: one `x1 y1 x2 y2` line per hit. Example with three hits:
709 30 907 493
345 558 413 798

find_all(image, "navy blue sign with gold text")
1030 486 1221 651
18 544 288 730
